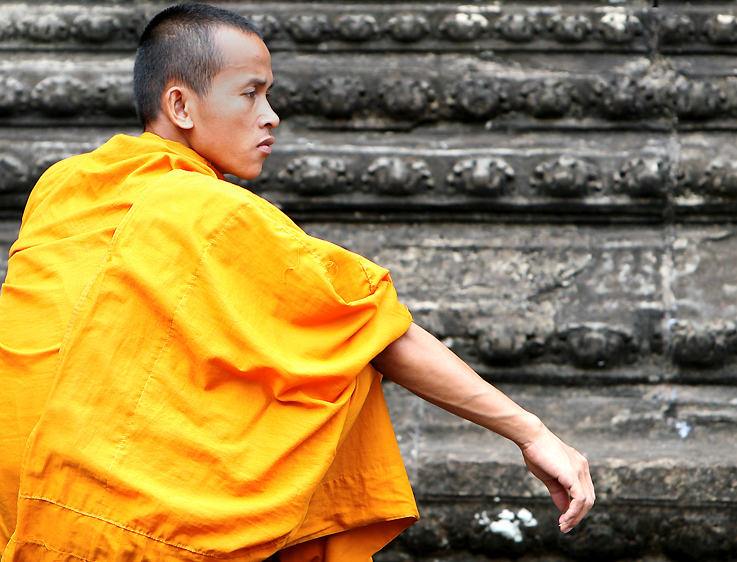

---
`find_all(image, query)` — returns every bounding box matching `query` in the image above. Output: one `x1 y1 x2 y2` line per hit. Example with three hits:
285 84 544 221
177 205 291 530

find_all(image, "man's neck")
144 119 192 150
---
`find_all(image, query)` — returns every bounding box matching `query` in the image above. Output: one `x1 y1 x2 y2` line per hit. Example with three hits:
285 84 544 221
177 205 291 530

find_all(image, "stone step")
379 381 737 561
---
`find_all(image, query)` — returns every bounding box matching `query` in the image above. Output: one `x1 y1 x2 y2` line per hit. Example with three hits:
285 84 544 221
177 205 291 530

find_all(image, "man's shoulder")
152 168 260 207
140 168 294 232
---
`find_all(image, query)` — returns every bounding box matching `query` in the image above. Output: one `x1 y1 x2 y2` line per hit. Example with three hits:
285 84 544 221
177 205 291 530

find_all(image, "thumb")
542 478 571 514
525 458 570 513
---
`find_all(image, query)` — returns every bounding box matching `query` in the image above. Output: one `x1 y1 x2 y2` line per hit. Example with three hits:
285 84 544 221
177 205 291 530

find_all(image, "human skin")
146 27 279 180
146 26 595 534
372 323 595 533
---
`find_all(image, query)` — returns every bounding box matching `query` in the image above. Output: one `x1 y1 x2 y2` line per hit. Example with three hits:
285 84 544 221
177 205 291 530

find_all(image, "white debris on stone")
474 510 492 526
717 14 736 25
516 508 538 527
489 518 523 543
474 508 538 543
674 419 692 439
498 509 516 521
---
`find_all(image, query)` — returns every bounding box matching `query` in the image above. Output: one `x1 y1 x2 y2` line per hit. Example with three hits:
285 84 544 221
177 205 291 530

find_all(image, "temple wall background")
2 1 737 560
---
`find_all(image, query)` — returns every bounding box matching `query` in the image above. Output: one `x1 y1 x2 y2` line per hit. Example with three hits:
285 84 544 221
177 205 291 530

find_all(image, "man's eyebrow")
242 78 273 89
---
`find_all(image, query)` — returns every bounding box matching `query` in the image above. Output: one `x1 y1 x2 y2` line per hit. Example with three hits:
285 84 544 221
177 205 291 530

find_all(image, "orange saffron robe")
0 133 418 561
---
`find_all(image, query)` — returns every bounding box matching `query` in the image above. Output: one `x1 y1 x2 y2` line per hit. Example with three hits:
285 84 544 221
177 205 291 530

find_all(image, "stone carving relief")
2 5 737 52
672 320 737 369
598 12 643 44
439 13 489 42
7 58 737 128
309 76 367 118
520 80 572 119
672 79 727 121
548 14 593 43
613 158 668 199
99 77 136 118
495 13 540 43
703 13 737 45
362 157 434 196
467 305 556 368
277 156 350 195
473 321 639 371
446 158 515 196
0 76 27 115
32 75 89 117
476 323 544 364
249 14 280 41
0 154 28 193
595 62 678 120
73 12 122 43
386 13 430 43
449 77 507 121
689 158 737 198
379 78 436 120
5 5 144 45
22 13 71 43
556 324 639 369
5 134 737 219
285 14 331 43
660 14 696 45
335 14 379 42
531 157 600 199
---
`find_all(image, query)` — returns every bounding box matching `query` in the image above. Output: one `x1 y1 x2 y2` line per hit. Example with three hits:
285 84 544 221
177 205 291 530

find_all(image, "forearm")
374 322 595 532
371 322 543 447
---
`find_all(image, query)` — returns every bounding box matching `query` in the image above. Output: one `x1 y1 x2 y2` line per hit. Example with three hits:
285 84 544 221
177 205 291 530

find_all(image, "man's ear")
162 85 195 130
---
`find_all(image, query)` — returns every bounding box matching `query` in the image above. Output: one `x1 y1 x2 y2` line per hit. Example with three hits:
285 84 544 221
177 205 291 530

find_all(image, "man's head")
134 3 262 126
134 3 279 179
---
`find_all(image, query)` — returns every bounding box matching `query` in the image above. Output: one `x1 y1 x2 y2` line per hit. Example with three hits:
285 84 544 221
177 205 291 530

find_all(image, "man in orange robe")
0 4 594 561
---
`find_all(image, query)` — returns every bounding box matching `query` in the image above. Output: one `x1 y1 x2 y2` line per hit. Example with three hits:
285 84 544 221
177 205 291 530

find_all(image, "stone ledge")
381 382 737 561
4 53 737 129
2 129 737 222
5 3 737 59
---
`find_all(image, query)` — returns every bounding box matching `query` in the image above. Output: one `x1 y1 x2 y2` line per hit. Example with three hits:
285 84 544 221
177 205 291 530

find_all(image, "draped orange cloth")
0 133 417 561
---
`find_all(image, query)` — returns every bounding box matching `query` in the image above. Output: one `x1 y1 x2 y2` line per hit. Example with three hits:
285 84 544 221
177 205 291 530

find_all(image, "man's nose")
261 101 280 129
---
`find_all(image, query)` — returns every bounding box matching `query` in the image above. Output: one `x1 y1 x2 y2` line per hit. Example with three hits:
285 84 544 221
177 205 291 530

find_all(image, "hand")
518 426 595 533
373 323 595 532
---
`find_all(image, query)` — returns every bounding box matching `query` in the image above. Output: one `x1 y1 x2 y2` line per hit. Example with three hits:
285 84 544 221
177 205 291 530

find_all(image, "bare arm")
371 322 595 533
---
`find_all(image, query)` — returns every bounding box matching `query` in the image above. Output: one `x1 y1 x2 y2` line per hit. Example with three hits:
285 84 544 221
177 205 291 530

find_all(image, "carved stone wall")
2 1 737 561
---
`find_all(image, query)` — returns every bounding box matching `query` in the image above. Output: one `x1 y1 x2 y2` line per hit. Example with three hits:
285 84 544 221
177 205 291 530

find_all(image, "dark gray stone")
4 2 737 560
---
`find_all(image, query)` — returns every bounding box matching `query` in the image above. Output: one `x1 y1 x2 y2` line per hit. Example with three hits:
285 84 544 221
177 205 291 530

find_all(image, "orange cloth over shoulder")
0 133 418 562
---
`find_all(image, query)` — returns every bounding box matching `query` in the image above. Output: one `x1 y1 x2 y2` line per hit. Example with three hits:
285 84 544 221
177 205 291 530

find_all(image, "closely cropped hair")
134 3 262 126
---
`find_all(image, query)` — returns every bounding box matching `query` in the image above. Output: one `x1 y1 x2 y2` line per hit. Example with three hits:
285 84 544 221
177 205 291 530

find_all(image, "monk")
0 4 594 561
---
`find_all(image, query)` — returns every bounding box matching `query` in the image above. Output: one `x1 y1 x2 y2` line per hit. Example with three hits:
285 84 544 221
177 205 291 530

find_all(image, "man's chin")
237 165 263 181
222 162 263 182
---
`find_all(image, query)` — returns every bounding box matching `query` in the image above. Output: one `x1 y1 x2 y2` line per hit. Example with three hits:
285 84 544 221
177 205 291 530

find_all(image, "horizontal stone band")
3 4 737 53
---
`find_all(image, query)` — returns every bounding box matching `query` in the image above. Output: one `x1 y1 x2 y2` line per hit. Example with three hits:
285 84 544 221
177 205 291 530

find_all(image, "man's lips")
257 136 275 155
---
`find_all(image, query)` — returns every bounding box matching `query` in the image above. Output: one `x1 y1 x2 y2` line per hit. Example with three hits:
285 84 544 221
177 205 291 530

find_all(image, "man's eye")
243 91 257 98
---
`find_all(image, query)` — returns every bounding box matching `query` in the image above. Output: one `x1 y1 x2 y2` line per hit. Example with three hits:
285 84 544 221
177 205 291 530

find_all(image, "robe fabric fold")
0 133 418 561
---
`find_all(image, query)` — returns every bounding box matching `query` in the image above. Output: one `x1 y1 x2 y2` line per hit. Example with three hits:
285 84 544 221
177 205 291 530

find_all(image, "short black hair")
133 3 262 126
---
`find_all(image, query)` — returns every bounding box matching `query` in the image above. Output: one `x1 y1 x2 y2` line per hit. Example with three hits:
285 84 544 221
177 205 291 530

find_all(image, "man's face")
186 28 279 180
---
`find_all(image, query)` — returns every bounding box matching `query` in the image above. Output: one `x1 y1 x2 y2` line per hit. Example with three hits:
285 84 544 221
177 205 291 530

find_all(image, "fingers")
558 457 596 533
519 428 595 533
542 479 571 514
559 487 593 532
